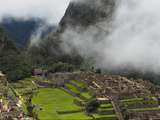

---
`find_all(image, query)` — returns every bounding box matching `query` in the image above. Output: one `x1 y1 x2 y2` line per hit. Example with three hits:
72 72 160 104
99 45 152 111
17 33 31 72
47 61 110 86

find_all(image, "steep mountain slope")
59 0 115 29
0 18 40 48
1 18 55 48
28 0 160 84
0 27 17 54
29 0 115 67
58 0 160 85
0 27 32 81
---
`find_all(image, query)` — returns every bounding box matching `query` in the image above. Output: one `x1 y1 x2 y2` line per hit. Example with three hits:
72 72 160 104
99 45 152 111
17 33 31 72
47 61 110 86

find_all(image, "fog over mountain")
60 0 160 74
0 0 70 25
1 18 56 47
0 18 41 47
0 0 70 46
1 0 160 74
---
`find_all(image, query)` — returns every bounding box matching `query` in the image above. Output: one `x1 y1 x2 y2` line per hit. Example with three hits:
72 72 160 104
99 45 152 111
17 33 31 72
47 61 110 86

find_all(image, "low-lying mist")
0 0 71 45
61 0 160 74
0 0 70 25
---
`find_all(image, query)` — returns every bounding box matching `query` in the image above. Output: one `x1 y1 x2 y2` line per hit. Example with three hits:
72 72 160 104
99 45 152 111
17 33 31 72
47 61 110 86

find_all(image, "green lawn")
129 107 160 112
124 100 158 107
65 83 92 100
32 88 92 120
81 92 91 100
98 107 114 111
100 103 113 108
120 97 144 102
66 83 80 94
93 114 117 119
70 80 86 88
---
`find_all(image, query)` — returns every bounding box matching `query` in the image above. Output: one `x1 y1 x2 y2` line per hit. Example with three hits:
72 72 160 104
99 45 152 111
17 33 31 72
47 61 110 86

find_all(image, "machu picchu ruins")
1 0 160 120
15 71 159 120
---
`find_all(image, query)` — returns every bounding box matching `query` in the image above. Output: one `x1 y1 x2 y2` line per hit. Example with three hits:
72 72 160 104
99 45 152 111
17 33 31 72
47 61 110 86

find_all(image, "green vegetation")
94 102 116 119
0 51 32 81
0 27 81 82
66 83 90 99
66 83 80 94
81 92 91 100
11 77 37 97
98 107 114 111
129 107 160 112
29 79 116 120
47 62 76 73
11 77 38 114
121 97 158 107
92 114 117 119
120 97 160 118
1 3 160 119
65 80 92 100
28 37 83 69
100 103 113 108
86 99 100 113
71 80 87 88
120 97 144 102
0 27 33 81
32 88 92 120
123 99 158 107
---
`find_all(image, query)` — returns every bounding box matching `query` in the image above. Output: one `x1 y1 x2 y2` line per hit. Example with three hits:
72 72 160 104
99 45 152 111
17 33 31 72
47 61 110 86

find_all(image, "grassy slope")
93 114 117 119
65 82 91 99
129 107 160 112
71 80 86 88
32 88 92 120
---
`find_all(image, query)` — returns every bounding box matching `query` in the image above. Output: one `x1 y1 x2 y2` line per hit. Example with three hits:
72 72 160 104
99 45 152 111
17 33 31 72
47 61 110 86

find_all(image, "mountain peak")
59 0 115 30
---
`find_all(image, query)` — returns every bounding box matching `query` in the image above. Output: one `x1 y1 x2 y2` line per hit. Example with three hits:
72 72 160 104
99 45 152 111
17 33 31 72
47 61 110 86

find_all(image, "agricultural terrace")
31 79 118 120
120 97 160 114
32 88 92 120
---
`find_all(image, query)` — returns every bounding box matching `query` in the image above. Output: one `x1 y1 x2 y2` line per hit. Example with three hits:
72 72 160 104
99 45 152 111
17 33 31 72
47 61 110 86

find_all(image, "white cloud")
0 0 70 24
61 0 160 74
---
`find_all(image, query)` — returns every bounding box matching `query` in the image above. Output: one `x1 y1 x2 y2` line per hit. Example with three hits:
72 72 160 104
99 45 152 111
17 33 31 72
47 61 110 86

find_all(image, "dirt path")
107 96 124 120
112 100 124 120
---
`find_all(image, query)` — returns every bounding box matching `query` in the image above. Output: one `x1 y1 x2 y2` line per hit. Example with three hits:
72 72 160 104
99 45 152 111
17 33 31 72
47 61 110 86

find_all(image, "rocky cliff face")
59 0 115 30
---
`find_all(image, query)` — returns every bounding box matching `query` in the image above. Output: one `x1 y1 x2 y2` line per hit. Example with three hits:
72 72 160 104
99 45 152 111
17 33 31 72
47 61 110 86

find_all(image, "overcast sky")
0 0 70 24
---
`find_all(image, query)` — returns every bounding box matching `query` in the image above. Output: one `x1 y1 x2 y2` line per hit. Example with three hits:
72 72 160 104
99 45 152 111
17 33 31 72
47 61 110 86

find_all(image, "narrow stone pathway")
106 96 124 120
111 98 124 120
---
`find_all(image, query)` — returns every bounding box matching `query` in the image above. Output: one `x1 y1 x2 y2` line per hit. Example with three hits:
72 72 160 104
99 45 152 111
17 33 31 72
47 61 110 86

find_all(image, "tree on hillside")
0 27 32 81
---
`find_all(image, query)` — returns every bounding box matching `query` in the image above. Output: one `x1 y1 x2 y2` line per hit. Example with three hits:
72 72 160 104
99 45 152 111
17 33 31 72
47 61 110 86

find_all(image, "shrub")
0 53 32 81
95 68 102 74
48 62 76 73
85 99 100 113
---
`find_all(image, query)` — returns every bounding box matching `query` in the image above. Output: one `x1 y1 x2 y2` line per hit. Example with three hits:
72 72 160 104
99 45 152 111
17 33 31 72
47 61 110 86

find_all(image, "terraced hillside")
120 97 160 119
32 88 91 120
74 72 160 120
31 79 118 120
0 73 34 119
9 72 160 120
